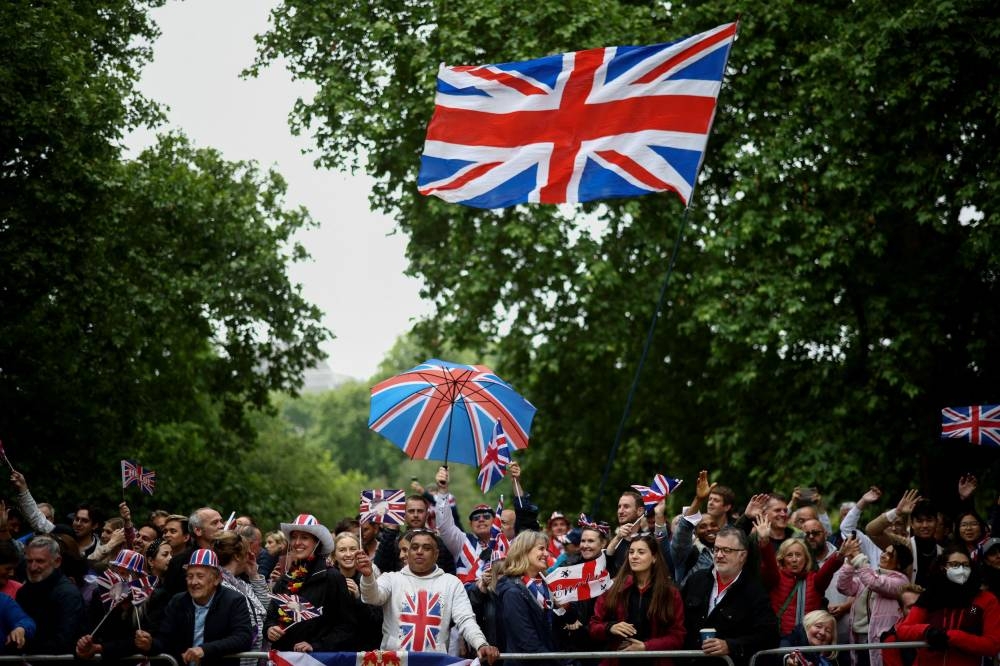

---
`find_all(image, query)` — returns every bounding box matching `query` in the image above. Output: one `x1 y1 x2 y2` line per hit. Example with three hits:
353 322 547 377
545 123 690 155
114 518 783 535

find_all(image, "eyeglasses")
715 546 746 555
959 522 980 529
945 561 970 570
470 513 493 521
804 530 824 537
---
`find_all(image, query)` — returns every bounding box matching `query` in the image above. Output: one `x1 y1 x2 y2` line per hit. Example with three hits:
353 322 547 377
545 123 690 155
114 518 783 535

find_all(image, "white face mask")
946 565 971 585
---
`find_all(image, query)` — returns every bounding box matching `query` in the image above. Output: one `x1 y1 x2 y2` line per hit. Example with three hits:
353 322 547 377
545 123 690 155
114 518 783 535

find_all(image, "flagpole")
591 20 741 519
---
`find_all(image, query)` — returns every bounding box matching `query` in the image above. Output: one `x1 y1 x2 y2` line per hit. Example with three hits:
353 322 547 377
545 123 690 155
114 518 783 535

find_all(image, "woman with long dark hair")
588 534 685 666
894 547 1000 666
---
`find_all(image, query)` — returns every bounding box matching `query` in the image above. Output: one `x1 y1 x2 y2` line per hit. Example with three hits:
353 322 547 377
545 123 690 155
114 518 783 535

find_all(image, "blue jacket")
0 593 35 654
496 575 566 666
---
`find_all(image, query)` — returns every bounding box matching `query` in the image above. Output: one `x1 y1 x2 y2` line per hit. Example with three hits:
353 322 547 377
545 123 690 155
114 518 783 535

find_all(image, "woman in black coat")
264 514 357 652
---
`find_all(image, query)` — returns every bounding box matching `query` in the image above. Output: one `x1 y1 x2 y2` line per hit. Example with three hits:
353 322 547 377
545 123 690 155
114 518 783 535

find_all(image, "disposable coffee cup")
700 628 717 643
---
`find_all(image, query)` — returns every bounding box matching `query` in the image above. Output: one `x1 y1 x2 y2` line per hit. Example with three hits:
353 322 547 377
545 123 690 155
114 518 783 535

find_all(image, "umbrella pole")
441 407 455 473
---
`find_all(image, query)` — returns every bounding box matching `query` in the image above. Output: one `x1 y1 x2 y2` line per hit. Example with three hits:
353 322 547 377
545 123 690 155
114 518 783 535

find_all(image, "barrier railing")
0 655 179 666
234 650 734 664
747 641 928 666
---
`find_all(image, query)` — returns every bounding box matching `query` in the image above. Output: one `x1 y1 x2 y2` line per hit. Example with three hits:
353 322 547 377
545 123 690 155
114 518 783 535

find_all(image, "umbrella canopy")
368 359 536 467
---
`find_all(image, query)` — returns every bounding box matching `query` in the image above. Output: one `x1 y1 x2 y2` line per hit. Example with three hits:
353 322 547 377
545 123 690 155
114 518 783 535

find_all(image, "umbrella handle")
437 464 448 487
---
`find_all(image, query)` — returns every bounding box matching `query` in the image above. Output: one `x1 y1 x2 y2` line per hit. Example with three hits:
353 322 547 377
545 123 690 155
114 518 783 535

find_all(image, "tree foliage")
0 2 329 515
254 0 998 517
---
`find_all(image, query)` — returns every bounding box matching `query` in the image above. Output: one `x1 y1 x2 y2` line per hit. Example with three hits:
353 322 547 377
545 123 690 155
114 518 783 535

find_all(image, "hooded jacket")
361 564 488 653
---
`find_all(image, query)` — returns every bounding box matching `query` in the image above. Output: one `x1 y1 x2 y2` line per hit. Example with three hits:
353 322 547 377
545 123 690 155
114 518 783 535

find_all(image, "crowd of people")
2 463 1000 666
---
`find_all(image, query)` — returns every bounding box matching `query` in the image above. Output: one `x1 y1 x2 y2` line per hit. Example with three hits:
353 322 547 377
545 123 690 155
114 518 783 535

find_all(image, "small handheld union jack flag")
477 420 512 493
942 405 1000 448
121 460 156 495
269 593 322 626
359 489 407 525
632 473 683 511
483 495 509 570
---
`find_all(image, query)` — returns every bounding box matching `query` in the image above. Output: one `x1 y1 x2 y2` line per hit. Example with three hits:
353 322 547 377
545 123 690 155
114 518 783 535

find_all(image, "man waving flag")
418 22 737 208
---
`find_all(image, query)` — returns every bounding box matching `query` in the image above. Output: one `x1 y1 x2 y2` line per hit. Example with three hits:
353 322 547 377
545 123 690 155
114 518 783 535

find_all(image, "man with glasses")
681 527 779 666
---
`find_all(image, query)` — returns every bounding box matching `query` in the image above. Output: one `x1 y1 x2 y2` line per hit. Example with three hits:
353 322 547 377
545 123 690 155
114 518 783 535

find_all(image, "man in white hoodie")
356 531 499 662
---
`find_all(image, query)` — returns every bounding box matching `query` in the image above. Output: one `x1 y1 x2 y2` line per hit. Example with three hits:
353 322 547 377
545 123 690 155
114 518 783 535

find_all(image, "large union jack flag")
942 405 1000 448
477 420 512 493
359 489 407 526
398 590 442 652
417 23 736 209
121 459 156 495
632 473 683 510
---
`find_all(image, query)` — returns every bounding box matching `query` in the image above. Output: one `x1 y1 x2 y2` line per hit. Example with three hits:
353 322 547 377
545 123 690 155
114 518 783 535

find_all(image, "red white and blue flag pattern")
483 495 509 571
269 650 473 666
632 473 683 510
270 593 322 625
398 590 443 652
477 420 511 493
942 405 1000 448
359 489 407 526
418 23 736 208
121 459 156 495
368 359 536 467
544 552 611 603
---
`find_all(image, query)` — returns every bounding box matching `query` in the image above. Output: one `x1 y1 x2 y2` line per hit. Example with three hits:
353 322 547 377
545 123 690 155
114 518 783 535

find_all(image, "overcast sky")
125 0 431 381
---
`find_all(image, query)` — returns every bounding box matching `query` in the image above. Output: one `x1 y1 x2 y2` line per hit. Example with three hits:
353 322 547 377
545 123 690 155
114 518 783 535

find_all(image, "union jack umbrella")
368 359 536 467
942 405 1000 448
632 473 683 510
359 489 407 526
121 459 156 495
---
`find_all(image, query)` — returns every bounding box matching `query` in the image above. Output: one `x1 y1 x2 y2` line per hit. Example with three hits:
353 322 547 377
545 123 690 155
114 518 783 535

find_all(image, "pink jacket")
837 563 909 666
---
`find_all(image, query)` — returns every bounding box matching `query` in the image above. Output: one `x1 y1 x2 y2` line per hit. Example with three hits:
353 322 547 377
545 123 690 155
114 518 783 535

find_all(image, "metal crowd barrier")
233 650 734 664
0 655 179 666
748 641 928 666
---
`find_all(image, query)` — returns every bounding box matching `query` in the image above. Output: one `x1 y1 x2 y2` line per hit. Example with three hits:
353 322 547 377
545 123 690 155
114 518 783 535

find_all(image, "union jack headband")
578 513 610 536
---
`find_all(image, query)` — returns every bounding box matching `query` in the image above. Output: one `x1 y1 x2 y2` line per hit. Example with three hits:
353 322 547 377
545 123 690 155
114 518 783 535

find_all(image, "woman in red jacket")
755 516 858 637
894 547 1000 666
588 534 685 666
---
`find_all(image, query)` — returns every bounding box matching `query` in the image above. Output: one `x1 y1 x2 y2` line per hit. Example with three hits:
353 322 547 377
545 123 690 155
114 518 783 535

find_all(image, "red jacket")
588 576 686 666
895 589 1000 666
759 539 843 636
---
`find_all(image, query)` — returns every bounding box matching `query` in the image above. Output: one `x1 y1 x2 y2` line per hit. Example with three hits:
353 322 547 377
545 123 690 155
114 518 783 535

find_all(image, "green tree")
254 0 1000 516
0 2 328 513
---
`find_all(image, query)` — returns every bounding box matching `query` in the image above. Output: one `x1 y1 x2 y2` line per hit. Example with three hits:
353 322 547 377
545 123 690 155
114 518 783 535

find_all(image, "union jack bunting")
632 473 683 510
942 405 1000 448
359 489 407 526
121 459 156 495
544 552 611 603
418 23 737 208
399 590 443 651
477 420 511 493
269 649 475 666
269 593 322 625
